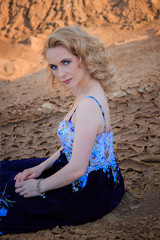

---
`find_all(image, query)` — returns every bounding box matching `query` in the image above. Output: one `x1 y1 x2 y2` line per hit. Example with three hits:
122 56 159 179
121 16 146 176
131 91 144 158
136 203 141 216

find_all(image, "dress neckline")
60 118 112 138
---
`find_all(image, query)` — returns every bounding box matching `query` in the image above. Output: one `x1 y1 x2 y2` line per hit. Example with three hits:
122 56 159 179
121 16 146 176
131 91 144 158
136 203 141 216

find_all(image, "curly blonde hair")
43 26 114 88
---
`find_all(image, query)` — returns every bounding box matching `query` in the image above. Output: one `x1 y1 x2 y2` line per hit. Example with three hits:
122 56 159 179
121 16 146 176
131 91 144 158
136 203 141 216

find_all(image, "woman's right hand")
14 164 45 184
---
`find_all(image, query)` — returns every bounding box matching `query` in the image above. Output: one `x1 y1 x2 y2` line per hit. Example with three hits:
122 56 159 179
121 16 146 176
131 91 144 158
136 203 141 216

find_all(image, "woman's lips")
63 78 72 84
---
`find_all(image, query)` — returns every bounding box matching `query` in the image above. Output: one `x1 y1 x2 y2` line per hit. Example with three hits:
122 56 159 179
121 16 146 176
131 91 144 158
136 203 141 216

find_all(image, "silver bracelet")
37 178 46 199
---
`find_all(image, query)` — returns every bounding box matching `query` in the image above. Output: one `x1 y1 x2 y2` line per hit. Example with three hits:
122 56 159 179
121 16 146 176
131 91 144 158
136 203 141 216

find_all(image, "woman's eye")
63 60 71 65
49 64 57 70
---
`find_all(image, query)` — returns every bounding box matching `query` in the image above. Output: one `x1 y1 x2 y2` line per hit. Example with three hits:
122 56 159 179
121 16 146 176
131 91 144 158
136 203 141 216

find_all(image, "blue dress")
0 96 124 234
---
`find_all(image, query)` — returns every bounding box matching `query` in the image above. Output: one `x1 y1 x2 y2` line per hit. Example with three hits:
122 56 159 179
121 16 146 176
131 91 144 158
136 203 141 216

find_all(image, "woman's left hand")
15 179 38 198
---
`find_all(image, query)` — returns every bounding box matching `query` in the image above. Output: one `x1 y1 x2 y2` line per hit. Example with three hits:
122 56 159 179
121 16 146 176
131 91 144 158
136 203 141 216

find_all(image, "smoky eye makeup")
62 59 71 65
49 58 72 70
49 64 57 70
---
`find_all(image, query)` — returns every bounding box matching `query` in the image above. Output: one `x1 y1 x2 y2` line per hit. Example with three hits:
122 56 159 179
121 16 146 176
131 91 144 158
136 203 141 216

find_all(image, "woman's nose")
57 67 66 78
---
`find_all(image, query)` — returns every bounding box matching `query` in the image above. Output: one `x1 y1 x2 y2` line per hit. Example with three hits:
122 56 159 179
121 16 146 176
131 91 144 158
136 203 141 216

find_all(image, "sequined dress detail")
0 96 124 235
58 96 120 191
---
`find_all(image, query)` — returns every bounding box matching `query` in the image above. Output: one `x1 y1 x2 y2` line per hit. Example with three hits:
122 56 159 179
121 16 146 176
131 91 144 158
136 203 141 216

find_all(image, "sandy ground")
0 16 160 240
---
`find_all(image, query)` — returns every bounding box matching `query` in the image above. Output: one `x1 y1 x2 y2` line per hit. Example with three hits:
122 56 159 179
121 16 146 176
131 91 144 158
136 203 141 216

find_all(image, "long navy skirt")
0 152 125 234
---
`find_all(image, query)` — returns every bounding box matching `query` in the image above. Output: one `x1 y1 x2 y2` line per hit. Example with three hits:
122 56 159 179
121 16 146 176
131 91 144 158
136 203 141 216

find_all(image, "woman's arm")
39 98 102 192
14 146 63 183
15 98 103 197
39 146 63 171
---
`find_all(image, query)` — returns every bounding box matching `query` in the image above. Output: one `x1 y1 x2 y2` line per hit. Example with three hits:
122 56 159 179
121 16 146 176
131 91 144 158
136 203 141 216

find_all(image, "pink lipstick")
63 78 72 84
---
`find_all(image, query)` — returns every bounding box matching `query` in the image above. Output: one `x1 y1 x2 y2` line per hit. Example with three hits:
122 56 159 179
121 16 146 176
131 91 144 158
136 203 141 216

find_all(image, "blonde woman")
0 26 124 234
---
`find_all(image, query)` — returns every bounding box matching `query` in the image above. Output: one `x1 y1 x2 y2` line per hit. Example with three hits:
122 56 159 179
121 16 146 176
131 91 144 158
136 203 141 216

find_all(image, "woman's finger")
27 172 36 179
20 171 31 182
15 172 25 183
14 172 22 180
23 192 35 198
15 186 23 193
15 181 24 188
15 183 27 195
16 171 29 183
19 190 27 196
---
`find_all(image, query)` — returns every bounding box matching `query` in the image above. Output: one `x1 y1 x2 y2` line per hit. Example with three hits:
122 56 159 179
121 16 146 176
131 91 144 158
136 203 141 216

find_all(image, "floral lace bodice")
58 96 119 192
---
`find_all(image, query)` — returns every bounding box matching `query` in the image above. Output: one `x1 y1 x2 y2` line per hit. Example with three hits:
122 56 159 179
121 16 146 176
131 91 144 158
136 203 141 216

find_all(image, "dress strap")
86 96 107 132
68 108 77 122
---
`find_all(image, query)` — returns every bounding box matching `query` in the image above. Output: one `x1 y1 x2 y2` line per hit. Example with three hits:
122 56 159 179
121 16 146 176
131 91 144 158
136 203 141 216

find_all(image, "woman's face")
46 45 89 89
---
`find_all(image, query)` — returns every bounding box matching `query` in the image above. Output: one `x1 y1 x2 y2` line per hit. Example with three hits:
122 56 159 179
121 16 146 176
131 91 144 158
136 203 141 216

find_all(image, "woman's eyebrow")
60 58 72 63
49 64 55 67
49 58 72 66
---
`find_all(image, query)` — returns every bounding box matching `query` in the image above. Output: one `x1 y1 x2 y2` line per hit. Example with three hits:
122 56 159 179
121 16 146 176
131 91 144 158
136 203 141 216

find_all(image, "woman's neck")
74 78 98 97
71 79 100 110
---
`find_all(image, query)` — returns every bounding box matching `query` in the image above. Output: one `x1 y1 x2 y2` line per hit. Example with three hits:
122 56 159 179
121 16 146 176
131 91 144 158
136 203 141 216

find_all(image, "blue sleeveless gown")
0 96 124 234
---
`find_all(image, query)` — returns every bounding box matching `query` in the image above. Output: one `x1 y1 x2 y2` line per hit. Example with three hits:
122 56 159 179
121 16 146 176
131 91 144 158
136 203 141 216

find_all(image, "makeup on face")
49 59 72 71
62 78 72 84
46 46 89 89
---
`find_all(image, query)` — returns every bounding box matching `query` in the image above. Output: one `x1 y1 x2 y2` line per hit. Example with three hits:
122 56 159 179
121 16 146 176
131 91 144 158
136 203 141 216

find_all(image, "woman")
0 26 124 234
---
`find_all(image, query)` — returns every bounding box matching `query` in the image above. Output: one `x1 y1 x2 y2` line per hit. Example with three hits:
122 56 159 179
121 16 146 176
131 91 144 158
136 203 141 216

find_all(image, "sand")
0 0 160 239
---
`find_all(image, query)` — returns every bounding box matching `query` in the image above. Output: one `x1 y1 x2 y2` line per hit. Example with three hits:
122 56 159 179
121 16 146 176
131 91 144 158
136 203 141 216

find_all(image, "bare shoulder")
78 95 109 115
76 96 103 119
72 97 100 139
76 94 111 133
74 96 104 132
